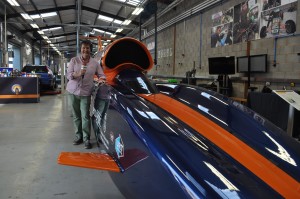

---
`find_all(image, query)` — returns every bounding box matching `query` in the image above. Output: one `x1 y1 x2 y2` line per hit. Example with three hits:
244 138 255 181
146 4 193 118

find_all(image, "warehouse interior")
0 0 300 198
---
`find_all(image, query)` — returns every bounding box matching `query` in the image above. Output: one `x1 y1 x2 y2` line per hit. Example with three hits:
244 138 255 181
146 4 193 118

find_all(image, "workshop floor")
0 93 125 199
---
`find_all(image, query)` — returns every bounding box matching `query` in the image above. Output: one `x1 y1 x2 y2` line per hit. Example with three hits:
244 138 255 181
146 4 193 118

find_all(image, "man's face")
81 43 91 59
242 3 248 11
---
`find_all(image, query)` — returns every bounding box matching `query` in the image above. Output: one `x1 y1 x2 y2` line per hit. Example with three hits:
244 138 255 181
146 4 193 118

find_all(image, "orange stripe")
140 93 300 198
0 94 40 99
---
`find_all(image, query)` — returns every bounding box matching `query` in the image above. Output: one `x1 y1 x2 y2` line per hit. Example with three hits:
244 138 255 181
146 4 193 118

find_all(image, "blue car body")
58 37 300 199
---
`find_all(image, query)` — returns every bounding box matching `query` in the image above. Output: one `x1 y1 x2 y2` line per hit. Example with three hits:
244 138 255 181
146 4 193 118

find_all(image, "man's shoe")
73 137 83 145
84 140 92 149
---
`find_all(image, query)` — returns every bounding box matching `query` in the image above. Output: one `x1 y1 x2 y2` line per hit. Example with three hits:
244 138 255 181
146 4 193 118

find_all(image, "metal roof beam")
51 39 77 45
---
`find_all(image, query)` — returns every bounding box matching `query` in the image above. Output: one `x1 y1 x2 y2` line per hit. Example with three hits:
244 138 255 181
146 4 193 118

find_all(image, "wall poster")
211 8 234 47
211 0 298 48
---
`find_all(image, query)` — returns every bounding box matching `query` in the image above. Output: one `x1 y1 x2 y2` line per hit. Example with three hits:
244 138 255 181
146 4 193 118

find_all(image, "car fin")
118 148 149 171
57 152 121 172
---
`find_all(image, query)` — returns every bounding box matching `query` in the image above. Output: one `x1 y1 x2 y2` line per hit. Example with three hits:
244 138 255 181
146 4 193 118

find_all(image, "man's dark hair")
80 40 93 51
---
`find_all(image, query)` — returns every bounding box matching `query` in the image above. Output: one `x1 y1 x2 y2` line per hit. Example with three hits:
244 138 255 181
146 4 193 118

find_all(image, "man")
66 40 106 149
211 26 222 47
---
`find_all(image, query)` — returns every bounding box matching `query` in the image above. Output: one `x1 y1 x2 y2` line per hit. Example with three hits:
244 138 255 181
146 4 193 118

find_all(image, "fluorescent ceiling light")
127 0 141 6
30 23 39 28
41 27 61 31
42 36 49 40
7 0 19 6
90 29 95 34
113 19 123 24
110 34 117 38
30 12 57 19
116 28 123 33
132 7 144 15
116 0 141 6
98 14 113 22
30 14 40 19
48 27 61 31
41 12 57 18
37 30 44 35
94 28 105 33
122 20 132 25
94 29 112 35
21 13 32 20
50 36 65 40
50 44 54 47
46 40 51 43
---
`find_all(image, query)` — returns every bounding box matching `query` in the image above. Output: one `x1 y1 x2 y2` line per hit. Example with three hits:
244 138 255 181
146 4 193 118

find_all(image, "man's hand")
97 77 106 84
72 71 82 78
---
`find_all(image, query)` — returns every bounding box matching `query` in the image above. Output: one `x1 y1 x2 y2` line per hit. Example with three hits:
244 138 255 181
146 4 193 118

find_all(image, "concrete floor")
0 94 125 199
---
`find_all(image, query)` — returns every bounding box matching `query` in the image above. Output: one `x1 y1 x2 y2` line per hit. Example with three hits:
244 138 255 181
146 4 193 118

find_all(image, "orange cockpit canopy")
101 37 153 84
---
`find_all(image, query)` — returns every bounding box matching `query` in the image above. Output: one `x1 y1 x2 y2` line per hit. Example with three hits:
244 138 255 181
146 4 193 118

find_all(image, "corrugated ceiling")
0 0 173 54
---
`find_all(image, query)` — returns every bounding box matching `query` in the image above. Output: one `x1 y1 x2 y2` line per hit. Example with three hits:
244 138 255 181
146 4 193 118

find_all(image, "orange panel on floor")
58 152 120 172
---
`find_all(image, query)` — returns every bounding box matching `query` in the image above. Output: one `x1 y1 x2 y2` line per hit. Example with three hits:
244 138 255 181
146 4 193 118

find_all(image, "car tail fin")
57 152 121 172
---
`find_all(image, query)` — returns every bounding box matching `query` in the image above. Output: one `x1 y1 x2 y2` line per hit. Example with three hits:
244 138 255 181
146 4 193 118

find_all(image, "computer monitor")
237 54 267 73
208 56 235 75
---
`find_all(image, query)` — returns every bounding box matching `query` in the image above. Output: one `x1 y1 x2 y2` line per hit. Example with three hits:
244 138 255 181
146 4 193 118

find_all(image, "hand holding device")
97 77 106 84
